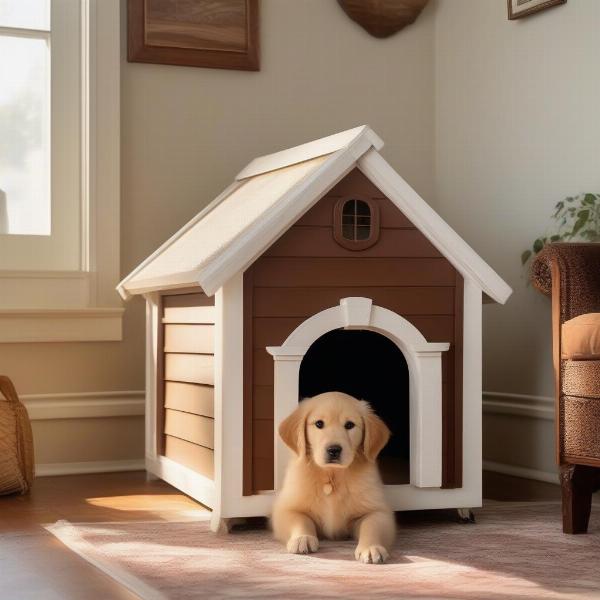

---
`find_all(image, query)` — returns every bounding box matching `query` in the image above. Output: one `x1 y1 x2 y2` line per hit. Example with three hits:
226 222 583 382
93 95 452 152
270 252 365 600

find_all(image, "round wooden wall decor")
338 0 430 38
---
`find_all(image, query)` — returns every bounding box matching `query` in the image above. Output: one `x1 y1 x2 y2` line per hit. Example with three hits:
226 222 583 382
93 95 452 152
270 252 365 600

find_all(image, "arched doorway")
267 297 448 491
299 329 410 484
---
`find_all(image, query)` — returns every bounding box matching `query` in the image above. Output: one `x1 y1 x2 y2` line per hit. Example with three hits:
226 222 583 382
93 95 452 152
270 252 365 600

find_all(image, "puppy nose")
327 445 342 459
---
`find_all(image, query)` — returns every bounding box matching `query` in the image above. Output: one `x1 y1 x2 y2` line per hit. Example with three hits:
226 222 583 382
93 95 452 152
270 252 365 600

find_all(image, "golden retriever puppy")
271 391 396 563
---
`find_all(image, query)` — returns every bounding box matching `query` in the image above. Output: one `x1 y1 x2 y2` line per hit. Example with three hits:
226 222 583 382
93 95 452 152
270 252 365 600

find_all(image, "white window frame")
0 0 122 342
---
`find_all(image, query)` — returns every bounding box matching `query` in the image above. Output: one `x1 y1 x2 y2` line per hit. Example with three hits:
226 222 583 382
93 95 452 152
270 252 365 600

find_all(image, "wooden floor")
0 472 208 599
0 470 559 599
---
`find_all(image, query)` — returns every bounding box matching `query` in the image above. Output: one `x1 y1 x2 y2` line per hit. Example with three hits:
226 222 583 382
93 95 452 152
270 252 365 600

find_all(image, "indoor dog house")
118 126 512 531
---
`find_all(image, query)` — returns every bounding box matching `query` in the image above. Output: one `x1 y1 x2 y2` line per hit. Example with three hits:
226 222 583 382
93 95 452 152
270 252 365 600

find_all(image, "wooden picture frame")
128 0 259 71
508 0 566 20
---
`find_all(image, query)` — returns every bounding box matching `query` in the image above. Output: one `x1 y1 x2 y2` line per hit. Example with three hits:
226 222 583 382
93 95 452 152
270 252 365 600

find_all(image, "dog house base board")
146 455 215 509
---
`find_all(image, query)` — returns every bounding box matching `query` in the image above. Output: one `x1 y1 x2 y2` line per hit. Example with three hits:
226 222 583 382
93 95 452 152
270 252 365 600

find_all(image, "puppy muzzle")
325 444 343 464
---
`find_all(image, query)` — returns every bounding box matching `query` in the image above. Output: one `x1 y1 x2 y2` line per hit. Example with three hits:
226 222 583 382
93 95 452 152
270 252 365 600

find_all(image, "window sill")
0 307 124 343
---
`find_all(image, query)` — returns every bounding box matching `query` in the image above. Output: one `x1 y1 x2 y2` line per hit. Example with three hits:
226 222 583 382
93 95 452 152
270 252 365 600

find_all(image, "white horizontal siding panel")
164 324 214 353
165 354 214 385
164 381 214 418
164 409 214 449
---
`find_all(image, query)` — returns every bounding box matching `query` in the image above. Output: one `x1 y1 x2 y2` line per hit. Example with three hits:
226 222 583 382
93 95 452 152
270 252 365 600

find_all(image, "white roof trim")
118 126 512 305
116 180 244 300
235 125 383 180
358 149 512 304
123 145 363 298
198 148 361 296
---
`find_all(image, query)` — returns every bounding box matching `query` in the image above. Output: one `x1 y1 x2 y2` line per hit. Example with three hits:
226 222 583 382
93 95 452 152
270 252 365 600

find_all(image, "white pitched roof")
117 126 512 304
235 125 383 180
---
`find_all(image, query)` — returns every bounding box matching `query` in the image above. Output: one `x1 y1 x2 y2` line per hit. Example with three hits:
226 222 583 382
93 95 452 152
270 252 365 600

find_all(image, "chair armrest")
531 243 600 323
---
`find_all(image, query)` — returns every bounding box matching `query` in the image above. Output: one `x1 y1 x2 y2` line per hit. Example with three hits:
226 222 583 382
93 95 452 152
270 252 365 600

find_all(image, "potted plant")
522 193 600 266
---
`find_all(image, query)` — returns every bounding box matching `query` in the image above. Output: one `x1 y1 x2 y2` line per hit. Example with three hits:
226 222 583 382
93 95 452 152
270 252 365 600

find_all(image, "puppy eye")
315 420 324 429
344 421 355 430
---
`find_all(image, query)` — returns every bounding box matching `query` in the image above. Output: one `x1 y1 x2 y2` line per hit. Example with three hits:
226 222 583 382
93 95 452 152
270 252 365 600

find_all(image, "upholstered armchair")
532 244 600 533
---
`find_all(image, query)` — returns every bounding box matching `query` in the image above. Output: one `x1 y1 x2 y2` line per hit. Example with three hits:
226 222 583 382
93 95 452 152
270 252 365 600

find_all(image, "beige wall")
2 0 437 469
434 0 600 476
32 417 144 465
12 0 590 481
120 0 436 277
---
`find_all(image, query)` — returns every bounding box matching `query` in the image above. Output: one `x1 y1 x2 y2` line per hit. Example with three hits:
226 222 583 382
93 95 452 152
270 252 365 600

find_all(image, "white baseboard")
483 460 558 485
482 391 554 421
482 391 557 484
25 389 556 485
36 459 145 477
22 390 145 421
36 458 559 485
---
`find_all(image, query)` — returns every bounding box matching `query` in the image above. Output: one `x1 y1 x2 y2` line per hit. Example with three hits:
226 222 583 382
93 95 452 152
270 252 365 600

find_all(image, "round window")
334 197 380 250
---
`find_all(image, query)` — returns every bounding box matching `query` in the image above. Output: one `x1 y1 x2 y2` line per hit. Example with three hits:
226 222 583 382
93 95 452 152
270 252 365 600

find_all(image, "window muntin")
334 196 380 250
341 198 372 242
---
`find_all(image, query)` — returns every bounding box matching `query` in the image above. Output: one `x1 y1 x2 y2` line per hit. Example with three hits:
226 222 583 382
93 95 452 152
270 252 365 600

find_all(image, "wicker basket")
0 376 34 495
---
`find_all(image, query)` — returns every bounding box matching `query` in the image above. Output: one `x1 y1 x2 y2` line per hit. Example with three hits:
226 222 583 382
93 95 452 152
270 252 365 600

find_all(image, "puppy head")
278 392 390 469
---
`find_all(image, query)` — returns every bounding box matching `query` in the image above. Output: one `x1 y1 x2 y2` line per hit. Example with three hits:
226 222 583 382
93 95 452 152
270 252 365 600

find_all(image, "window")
0 0 50 236
0 1 122 342
0 0 81 270
342 199 372 241
333 197 380 250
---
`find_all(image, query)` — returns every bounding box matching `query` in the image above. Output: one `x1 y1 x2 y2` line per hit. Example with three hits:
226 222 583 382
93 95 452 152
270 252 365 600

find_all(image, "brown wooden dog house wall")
118 126 511 531
244 168 464 494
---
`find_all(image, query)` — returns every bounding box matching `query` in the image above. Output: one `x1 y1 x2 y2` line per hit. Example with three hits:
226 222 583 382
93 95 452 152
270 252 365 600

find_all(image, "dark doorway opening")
299 329 409 484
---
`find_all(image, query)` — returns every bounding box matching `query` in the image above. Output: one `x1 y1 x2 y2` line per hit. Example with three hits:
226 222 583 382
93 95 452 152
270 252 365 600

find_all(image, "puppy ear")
360 401 390 462
278 402 308 457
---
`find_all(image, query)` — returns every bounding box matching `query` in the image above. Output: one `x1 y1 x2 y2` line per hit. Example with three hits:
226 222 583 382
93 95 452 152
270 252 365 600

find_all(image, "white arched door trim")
267 297 449 490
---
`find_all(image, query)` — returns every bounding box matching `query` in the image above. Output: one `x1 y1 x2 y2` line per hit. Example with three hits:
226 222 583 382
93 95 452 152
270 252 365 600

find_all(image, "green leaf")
571 215 588 237
521 192 600 270
553 200 565 218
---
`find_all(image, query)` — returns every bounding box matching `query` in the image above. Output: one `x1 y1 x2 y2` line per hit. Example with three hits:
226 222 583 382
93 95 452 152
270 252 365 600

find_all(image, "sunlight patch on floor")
85 494 205 513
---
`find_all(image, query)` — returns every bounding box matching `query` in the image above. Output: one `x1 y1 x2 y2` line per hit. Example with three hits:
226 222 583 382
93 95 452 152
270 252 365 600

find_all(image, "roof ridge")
235 125 383 181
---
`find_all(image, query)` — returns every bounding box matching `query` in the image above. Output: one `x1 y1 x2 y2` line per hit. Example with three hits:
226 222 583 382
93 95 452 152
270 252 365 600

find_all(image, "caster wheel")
213 517 246 533
456 508 475 523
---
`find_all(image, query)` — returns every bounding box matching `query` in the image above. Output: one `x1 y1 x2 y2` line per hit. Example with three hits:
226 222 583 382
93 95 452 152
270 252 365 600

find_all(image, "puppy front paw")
355 545 389 564
287 535 319 554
